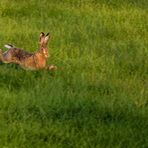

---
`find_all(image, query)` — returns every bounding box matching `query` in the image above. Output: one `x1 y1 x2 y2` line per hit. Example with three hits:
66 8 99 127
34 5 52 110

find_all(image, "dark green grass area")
0 0 148 147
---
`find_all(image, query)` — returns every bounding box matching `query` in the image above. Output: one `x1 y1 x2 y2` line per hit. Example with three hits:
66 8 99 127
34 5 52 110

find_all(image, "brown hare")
0 32 57 70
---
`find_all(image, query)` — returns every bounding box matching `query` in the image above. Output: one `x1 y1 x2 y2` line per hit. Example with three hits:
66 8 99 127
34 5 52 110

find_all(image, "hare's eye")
43 50 46 54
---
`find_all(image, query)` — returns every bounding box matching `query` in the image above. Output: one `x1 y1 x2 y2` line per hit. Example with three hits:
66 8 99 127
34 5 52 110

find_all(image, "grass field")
0 0 148 147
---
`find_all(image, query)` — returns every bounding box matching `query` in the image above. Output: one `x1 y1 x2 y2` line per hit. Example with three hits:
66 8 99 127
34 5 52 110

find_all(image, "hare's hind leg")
0 49 3 62
0 49 17 64
0 49 6 62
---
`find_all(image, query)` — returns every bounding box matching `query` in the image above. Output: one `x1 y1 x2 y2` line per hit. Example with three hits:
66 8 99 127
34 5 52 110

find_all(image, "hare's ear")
39 32 45 41
44 33 50 43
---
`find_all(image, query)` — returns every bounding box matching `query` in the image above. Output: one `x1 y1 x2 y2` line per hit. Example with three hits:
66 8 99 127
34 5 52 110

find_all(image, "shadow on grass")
0 62 55 91
3 100 148 147
5 99 147 126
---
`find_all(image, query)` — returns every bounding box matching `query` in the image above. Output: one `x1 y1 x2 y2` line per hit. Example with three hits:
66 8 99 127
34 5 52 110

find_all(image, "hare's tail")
4 44 14 49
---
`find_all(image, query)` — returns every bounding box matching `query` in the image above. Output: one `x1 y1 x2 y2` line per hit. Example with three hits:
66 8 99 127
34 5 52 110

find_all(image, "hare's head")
39 32 50 58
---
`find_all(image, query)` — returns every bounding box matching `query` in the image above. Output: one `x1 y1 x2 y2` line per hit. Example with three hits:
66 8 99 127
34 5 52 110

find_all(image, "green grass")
0 0 148 147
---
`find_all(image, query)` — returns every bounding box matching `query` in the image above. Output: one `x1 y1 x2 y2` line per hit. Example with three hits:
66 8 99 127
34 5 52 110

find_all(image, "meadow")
0 0 147 147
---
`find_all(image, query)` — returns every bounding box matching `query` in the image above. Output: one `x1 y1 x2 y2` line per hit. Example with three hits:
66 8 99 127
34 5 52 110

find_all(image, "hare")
0 32 57 70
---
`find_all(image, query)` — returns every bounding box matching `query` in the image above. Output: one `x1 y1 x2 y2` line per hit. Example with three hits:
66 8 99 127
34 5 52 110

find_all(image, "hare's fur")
0 32 56 70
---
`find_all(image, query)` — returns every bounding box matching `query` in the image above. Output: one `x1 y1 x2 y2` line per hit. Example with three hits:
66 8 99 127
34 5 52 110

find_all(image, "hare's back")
14 48 33 60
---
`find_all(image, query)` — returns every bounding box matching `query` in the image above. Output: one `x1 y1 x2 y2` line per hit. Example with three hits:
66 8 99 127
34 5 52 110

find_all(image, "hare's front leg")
45 65 57 71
